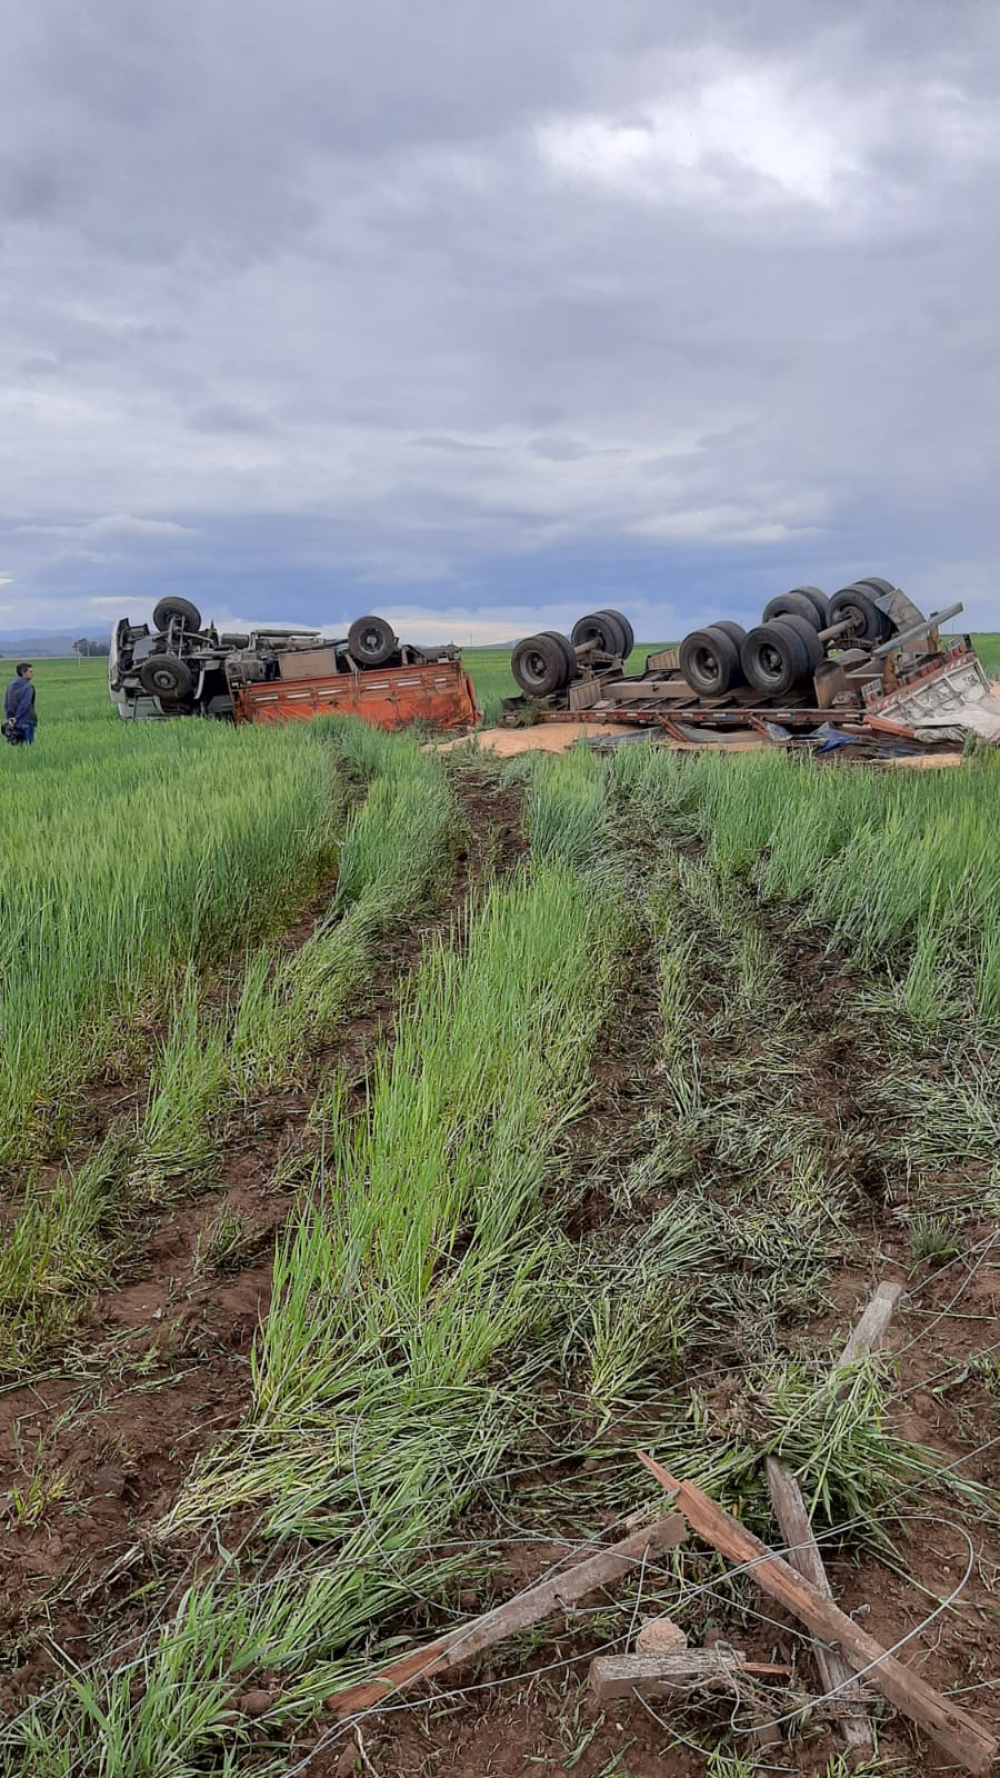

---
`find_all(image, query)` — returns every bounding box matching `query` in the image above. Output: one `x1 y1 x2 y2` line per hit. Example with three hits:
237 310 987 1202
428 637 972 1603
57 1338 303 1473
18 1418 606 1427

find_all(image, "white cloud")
538 65 863 209
84 514 198 540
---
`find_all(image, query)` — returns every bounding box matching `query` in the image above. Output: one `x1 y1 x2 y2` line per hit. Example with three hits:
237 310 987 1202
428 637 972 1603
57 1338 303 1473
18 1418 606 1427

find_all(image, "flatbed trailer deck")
502 632 1000 749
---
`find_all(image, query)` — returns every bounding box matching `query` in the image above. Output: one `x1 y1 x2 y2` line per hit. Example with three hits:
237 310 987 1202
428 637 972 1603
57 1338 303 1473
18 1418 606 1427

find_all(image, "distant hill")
0 633 89 658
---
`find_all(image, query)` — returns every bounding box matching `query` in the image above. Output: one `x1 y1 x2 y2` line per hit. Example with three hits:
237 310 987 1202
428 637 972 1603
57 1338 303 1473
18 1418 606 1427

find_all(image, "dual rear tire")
678 614 822 699
511 632 575 697
512 607 635 696
828 582 893 645
570 608 635 658
762 586 830 630
740 619 816 697
678 623 746 696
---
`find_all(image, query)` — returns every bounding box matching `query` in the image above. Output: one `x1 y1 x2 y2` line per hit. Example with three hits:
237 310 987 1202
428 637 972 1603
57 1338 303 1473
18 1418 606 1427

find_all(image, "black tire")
596 607 635 656
762 590 824 631
679 625 744 696
740 621 813 697
153 596 202 634
540 631 578 681
770 612 823 670
570 611 627 657
787 585 830 627
347 614 397 666
709 620 746 646
855 578 898 635
828 585 891 645
511 634 572 697
139 655 194 700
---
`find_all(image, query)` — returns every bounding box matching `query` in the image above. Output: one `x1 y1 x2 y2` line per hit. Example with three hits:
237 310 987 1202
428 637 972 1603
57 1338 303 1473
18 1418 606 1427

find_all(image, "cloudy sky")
3 0 1000 641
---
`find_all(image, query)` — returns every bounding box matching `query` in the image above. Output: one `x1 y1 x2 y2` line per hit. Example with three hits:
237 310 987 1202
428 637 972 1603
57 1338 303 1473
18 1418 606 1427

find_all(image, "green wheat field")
0 643 999 1777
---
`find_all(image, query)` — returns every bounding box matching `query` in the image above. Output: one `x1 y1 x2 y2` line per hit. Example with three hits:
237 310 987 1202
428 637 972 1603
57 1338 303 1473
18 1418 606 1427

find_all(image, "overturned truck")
109 597 479 732
506 579 1000 749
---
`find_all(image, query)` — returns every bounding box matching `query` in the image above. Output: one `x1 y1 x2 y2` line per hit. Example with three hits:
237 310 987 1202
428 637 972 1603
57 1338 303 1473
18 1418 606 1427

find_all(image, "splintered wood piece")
637 1454 997 1777
765 1456 872 1752
589 1647 787 1704
325 1511 687 1716
764 1279 907 1751
839 1279 904 1366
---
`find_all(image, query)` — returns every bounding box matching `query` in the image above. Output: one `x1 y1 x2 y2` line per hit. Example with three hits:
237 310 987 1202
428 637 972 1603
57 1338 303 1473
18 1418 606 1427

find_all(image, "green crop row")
0 714 345 1173
610 742 1000 1026
0 722 462 1373
6 782 627 1774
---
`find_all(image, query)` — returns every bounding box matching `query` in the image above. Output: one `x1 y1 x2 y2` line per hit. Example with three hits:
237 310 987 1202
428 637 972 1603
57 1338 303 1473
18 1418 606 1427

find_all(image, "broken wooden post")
764 1278 905 1752
588 1647 789 1705
765 1456 872 1752
839 1279 904 1365
326 1510 687 1716
637 1454 997 1776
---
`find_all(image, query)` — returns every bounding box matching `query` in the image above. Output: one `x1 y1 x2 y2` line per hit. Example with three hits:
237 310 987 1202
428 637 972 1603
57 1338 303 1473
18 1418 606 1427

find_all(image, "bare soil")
437 723 966 766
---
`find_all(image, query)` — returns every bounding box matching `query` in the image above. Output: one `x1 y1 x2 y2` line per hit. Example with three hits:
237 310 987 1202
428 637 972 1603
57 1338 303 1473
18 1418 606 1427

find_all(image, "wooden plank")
325 1511 687 1717
765 1457 871 1752
763 1281 905 1751
637 1456 997 1776
839 1280 904 1365
588 1649 790 1705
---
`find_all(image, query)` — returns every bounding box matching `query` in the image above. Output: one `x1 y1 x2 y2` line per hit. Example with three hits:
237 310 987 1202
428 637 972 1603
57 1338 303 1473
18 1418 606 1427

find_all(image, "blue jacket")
4 678 36 727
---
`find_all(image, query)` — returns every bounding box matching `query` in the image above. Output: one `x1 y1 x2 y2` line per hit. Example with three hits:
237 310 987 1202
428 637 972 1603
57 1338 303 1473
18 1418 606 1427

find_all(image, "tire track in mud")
0 764 526 1716
365 832 1000 1778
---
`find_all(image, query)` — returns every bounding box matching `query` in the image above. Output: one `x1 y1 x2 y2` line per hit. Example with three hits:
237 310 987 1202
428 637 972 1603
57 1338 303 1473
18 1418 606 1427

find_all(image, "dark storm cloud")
2 0 1000 636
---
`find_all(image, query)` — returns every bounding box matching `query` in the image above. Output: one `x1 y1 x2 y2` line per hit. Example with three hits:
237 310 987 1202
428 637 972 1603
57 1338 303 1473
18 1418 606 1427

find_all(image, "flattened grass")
8 858 628 1775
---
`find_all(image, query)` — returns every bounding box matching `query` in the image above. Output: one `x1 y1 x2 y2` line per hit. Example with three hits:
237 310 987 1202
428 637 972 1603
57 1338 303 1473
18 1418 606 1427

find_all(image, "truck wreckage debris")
504 578 1000 750
109 597 479 732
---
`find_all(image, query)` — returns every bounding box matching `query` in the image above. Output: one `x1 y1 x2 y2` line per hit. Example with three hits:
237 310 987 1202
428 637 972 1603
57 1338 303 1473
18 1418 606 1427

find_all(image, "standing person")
4 663 37 745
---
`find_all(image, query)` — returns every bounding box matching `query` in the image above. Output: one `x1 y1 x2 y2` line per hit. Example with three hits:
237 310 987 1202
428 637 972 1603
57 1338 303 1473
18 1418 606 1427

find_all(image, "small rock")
335 1737 361 1776
238 1689 273 1719
636 1615 688 1654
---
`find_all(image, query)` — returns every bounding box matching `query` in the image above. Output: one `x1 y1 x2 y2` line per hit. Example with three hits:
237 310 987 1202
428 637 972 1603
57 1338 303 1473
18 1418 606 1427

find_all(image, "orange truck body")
230 657 480 732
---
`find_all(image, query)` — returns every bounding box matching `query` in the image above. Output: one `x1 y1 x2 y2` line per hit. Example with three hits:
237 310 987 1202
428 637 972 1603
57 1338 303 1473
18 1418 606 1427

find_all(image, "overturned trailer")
109 597 479 733
504 579 1000 750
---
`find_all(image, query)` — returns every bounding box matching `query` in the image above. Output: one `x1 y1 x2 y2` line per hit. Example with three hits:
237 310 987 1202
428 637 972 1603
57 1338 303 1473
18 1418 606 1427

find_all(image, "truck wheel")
786 585 830 626
571 611 627 657
596 608 635 656
855 577 898 634
770 612 824 670
763 590 824 631
740 622 812 697
709 620 746 647
348 615 397 666
512 634 572 697
139 656 194 699
828 585 892 645
679 626 744 695
153 596 202 634
537 631 578 681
